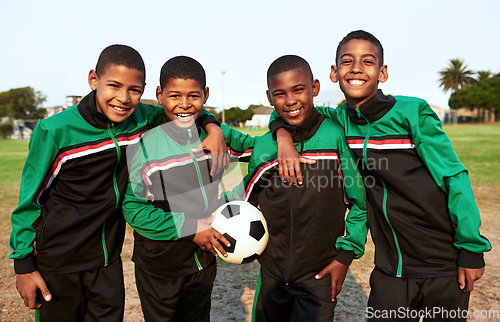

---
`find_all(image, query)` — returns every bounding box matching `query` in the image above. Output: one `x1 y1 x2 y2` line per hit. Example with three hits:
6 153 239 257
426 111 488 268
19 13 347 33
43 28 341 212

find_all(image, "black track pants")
36 258 125 322
367 267 470 321
253 270 336 322
135 262 216 322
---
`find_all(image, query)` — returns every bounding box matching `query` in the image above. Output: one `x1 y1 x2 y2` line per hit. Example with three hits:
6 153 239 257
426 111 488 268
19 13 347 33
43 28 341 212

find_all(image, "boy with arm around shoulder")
273 30 491 321
122 55 258 321
9 45 225 321
237 55 367 321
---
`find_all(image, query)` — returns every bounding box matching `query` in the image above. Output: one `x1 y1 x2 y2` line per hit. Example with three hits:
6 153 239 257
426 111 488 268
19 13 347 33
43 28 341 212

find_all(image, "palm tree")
438 58 476 93
477 70 492 81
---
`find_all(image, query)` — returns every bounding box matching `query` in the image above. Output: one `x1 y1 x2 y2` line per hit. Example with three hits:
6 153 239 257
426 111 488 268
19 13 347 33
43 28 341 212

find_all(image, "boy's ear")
88 70 98 90
204 87 209 104
156 86 163 105
266 90 274 106
329 65 339 83
378 65 388 83
312 79 320 97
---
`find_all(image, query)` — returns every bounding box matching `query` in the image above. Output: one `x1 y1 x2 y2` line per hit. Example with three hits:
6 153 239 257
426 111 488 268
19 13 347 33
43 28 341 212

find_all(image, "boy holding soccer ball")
232 55 368 321
122 55 258 321
271 30 491 321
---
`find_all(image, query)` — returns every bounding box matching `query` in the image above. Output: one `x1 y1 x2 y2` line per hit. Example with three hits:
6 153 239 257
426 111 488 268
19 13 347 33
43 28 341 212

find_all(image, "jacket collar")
346 89 396 125
282 108 324 143
77 91 111 129
160 117 202 146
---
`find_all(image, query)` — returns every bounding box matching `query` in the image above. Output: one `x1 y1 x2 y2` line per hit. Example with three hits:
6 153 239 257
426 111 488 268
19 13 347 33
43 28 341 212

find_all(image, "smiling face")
330 38 388 108
88 64 145 123
157 78 208 128
267 67 319 126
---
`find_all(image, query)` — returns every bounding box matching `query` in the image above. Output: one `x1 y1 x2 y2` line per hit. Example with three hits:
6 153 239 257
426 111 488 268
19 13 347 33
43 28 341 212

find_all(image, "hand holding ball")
210 201 269 264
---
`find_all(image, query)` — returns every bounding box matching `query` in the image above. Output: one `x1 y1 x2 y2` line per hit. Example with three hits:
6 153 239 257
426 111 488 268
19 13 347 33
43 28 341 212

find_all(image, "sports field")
0 124 499 321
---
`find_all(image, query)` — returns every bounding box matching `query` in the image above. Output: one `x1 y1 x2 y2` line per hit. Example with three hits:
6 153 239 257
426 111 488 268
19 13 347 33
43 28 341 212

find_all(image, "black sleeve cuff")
14 256 37 274
199 114 220 129
457 249 485 269
269 118 284 140
335 250 356 266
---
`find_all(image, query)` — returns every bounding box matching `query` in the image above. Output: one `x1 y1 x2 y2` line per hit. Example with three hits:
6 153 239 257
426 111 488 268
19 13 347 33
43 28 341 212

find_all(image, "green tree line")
438 59 500 118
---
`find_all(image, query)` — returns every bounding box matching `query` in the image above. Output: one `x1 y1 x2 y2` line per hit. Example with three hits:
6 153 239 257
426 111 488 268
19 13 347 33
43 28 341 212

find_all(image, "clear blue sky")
2 0 499 111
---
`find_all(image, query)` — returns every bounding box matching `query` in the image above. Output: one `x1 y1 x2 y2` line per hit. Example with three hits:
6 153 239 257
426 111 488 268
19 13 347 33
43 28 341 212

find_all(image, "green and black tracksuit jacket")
289 90 491 278
8 91 216 275
122 120 257 276
235 109 368 286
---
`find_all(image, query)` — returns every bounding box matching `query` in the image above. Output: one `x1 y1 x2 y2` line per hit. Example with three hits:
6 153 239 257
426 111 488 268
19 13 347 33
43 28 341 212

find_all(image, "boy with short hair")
9 45 224 321
231 55 367 321
122 55 258 321
272 31 491 321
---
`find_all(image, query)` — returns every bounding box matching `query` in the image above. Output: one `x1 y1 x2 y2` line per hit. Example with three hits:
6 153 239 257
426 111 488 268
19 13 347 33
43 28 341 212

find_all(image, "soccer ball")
211 200 269 264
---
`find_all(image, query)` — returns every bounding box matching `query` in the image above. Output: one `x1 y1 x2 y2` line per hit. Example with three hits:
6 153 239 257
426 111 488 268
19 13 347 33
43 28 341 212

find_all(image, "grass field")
0 124 499 321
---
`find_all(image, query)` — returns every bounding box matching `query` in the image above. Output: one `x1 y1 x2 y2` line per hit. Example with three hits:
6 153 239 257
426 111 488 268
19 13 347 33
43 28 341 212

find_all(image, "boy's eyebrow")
339 53 377 60
271 83 305 95
106 79 144 89
165 89 203 94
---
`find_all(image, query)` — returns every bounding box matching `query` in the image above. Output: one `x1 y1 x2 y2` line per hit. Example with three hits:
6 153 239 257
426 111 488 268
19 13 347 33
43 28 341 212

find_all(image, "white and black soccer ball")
211 200 269 264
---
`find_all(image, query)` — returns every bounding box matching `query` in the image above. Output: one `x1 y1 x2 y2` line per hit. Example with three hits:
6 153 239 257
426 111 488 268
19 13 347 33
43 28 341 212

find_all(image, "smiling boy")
122 55 257 321
9 46 225 321
272 31 491 321
235 55 367 321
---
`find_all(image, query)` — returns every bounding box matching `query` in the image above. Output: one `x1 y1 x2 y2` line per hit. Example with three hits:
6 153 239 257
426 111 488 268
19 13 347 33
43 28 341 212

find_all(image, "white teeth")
177 114 192 118
288 109 301 116
349 79 365 85
113 106 126 111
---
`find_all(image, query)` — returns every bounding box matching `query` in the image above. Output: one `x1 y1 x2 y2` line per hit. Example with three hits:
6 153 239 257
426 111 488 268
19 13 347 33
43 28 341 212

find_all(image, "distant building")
429 105 450 123
66 95 84 108
45 106 65 118
246 106 274 128
10 119 39 140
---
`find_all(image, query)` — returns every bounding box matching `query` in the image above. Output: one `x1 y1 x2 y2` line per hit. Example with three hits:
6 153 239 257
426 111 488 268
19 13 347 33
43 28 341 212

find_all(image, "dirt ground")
120 196 499 321
1 189 498 321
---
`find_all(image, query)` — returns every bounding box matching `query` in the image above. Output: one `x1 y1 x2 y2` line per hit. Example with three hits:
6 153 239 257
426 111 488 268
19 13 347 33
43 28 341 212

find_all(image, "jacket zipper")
102 122 121 267
285 186 295 285
285 128 299 285
358 110 403 277
187 128 208 270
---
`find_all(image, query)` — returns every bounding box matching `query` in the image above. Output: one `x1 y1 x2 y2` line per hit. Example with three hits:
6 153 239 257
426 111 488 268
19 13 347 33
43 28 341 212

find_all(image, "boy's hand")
193 219 231 258
16 271 51 309
315 259 348 302
197 123 229 176
458 266 485 292
276 128 315 185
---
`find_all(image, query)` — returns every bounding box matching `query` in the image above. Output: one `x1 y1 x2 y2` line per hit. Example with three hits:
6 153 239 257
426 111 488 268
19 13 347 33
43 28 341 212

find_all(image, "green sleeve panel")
335 140 368 260
411 101 491 256
122 182 187 241
447 172 491 254
221 124 260 153
313 105 343 125
9 121 59 261
221 133 273 202
122 143 188 241
220 179 246 202
412 102 466 190
269 109 279 124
